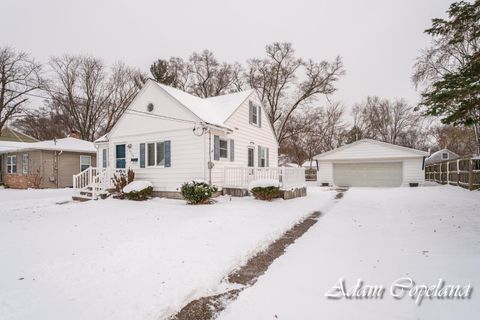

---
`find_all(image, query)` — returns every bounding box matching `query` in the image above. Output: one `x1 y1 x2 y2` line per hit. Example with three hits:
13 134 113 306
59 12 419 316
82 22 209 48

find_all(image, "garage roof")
313 139 428 161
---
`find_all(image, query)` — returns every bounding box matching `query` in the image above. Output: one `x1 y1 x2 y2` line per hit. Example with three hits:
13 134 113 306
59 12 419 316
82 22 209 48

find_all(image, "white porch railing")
73 167 117 200
223 167 306 189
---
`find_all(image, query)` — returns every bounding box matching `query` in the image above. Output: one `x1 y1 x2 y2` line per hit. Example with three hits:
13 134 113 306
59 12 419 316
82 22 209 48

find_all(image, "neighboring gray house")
425 148 460 165
0 136 96 189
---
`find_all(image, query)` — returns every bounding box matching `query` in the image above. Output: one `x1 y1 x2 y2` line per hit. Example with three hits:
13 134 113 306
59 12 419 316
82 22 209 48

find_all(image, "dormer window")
249 101 261 127
442 152 449 160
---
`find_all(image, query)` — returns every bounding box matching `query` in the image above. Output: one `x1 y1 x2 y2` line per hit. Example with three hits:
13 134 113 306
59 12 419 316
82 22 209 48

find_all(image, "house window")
248 148 254 167
252 105 258 125
219 139 228 159
22 154 29 174
249 102 261 127
7 155 16 174
147 141 166 167
80 155 92 171
116 144 126 168
156 142 165 166
442 152 449 160
257 146 269 168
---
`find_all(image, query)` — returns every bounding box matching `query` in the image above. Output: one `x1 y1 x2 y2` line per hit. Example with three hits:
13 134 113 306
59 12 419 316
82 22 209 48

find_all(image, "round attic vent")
147 103 154 112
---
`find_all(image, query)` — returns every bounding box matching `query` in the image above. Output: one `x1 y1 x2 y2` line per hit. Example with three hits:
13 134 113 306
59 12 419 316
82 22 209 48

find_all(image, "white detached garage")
314 139 428 187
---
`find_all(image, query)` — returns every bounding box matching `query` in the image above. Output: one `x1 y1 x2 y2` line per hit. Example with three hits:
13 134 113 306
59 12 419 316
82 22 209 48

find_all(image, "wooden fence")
425 157 480 190
305 168 317 181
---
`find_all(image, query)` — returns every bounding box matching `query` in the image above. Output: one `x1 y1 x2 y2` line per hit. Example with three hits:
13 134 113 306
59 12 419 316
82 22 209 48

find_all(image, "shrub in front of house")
123 180 153 201
249 179 281 201
112 168 135 194
181 181 218 204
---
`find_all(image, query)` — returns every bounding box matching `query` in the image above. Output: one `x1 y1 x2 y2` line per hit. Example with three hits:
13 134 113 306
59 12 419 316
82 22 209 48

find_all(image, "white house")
72 80 306 199
313 139 428 187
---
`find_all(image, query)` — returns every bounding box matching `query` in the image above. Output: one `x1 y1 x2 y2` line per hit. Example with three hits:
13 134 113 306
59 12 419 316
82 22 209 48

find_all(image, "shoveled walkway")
170 189 347 320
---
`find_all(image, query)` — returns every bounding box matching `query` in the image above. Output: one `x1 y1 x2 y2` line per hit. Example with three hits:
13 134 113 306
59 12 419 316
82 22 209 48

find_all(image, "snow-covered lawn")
0 187 336 320
219 185 480 320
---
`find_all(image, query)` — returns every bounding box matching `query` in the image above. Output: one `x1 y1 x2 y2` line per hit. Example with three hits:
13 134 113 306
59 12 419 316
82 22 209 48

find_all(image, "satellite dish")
147 103 154 112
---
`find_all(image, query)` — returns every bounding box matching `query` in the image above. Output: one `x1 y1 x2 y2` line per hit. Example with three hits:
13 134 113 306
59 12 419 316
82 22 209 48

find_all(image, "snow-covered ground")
218 185 480 320
0 187 336 320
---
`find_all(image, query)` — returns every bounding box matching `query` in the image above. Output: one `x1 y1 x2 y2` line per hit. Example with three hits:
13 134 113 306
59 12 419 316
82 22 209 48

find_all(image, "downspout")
208 130 212 184
55 151 63 188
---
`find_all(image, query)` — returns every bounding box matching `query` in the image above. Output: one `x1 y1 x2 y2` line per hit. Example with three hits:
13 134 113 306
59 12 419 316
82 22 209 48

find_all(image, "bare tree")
150 51 243 97
431 125 478 156
47 55 143 141
282 103 346 166
13 107 67 140
247 42 345 144
349 96 424 148
0 46 43 134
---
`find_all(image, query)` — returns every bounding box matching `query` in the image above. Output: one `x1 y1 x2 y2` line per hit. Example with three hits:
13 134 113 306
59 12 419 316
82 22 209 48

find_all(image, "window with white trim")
22 153 29 174
442 152 449 160
259 147 267 167
219 139 228 159
7 155 17 174
147 141 165 167
80 155 92 171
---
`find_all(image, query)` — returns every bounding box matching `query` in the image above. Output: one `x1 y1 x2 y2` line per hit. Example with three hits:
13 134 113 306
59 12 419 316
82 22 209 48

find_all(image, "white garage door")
333 162 403 187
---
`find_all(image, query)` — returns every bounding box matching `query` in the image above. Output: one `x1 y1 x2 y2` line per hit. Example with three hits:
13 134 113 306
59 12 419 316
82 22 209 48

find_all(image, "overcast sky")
1 0 453 109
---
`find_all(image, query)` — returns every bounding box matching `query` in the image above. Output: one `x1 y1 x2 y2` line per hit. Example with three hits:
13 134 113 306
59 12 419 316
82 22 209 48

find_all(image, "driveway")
218 185 480 320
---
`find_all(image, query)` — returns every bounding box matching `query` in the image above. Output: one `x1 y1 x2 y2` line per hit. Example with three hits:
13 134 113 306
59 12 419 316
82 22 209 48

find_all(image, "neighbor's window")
442 152 449 160
219 139 228 159
22 153 29 174
116 144 126 168
7 155 16 174
147 141 166 167
80 155 92 171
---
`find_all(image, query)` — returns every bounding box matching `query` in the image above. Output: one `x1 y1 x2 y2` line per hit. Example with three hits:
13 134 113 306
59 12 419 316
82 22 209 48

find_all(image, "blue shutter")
258 106 262 128
266 148 269 167
164 140 171 167
230 139 234 162
258 146 261 167
214 135 220 160
248 102 253 124
139 143 145 168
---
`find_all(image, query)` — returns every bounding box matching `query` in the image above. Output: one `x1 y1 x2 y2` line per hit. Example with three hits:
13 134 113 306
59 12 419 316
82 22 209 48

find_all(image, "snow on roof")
314 139 428 160
0 141 34 153
427 148 459 160
154 81 254 127
0 137 96 154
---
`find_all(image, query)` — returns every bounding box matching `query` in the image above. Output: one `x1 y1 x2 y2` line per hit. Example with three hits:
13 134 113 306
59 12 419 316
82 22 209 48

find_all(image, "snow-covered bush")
123 181 153 201
181 181 218 204
249 179 280 201
111 168 135 193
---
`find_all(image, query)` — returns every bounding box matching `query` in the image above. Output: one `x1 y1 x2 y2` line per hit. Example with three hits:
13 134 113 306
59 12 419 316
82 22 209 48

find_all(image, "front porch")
72 166 306 200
